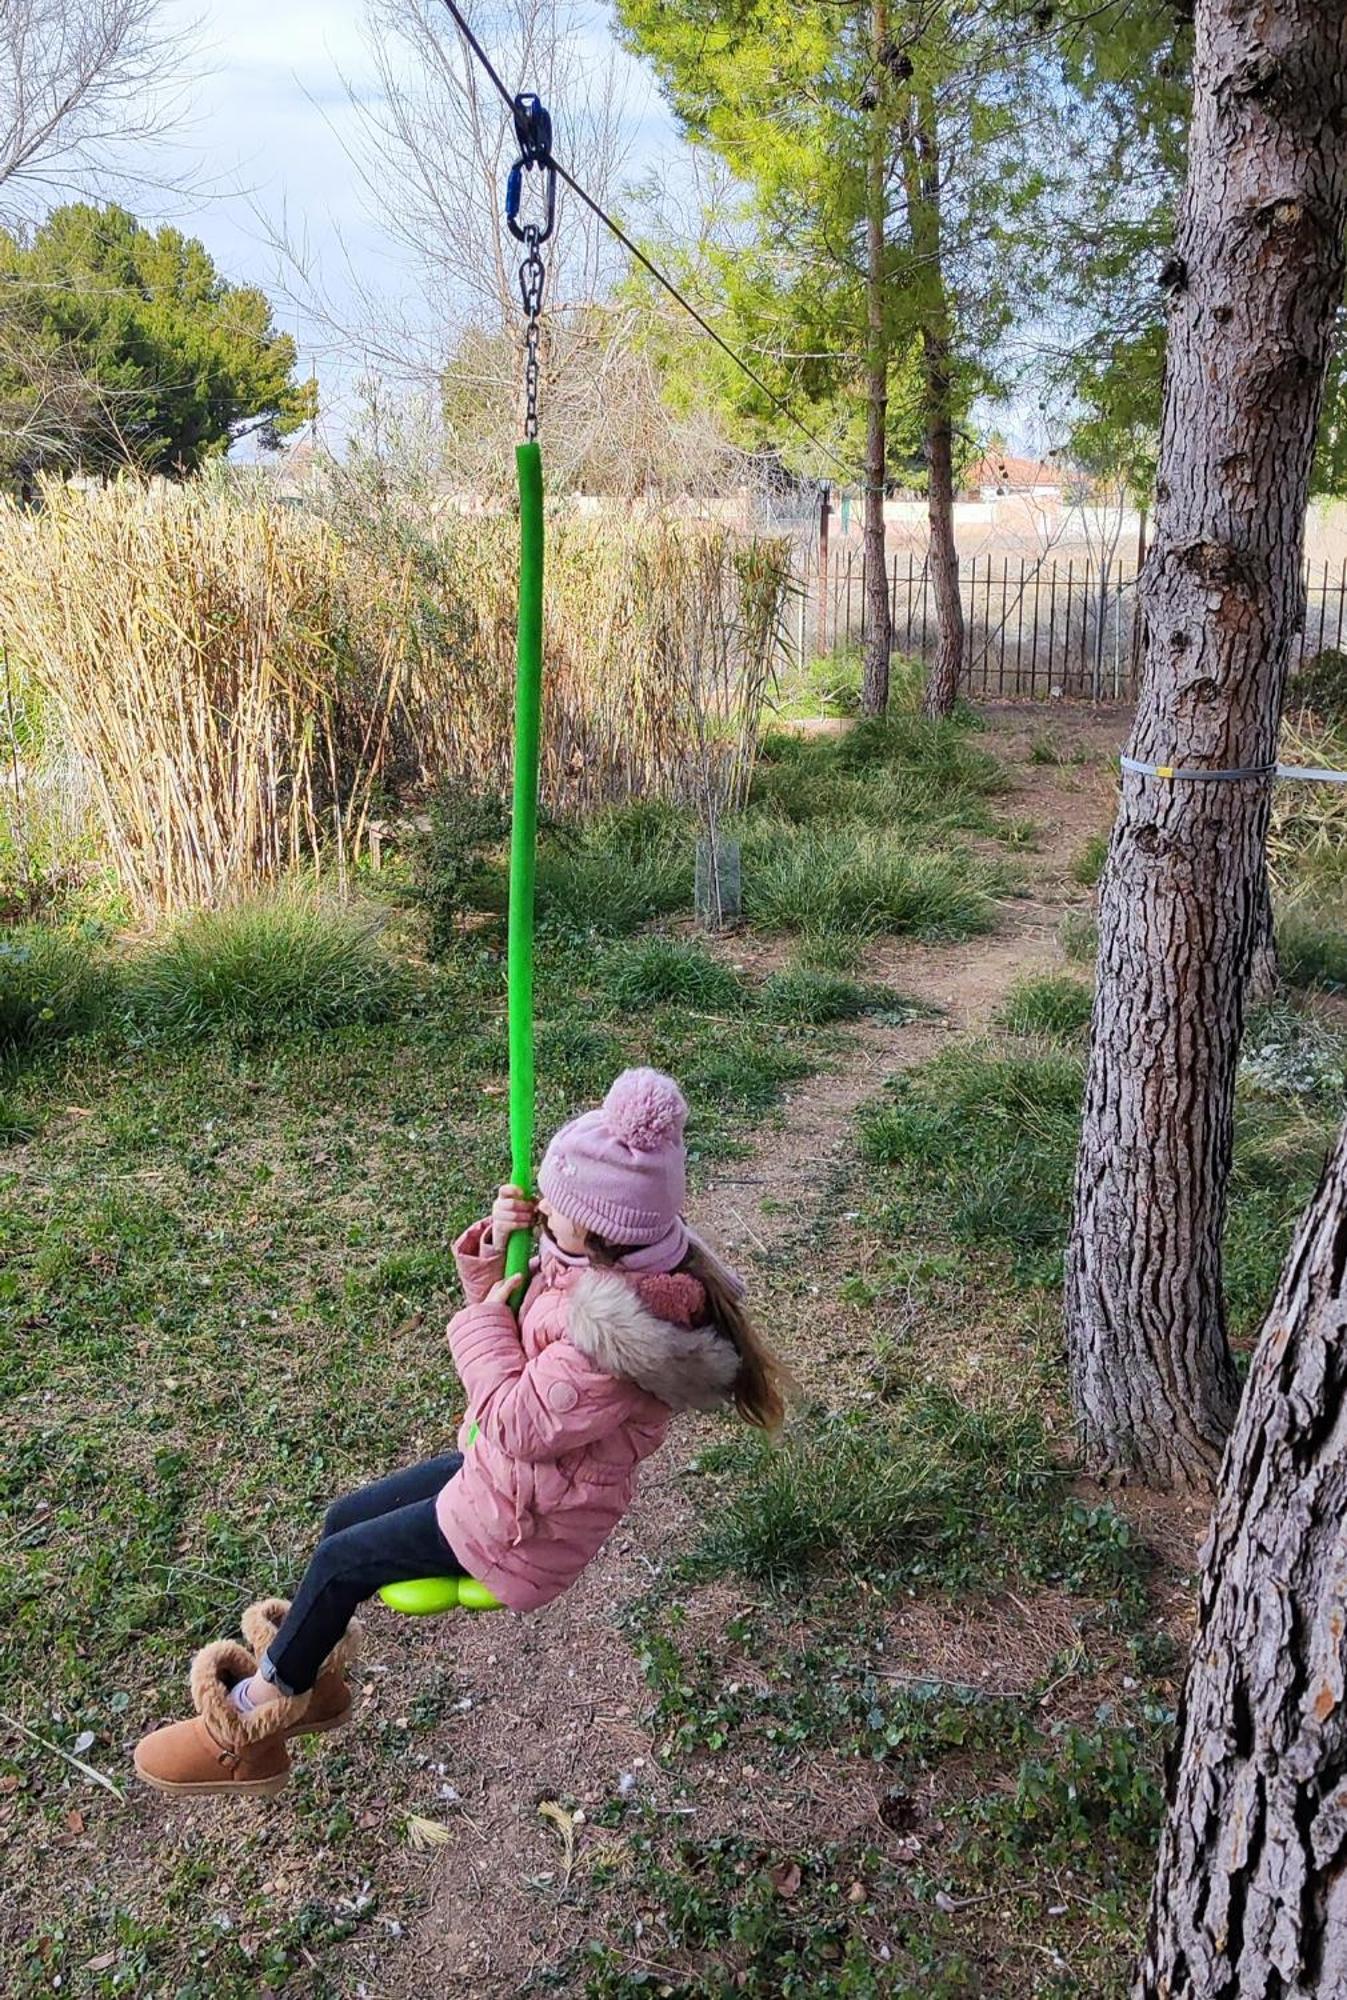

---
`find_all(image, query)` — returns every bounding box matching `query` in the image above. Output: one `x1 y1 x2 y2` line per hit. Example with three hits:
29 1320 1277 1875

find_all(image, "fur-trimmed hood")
566 1268 739 1412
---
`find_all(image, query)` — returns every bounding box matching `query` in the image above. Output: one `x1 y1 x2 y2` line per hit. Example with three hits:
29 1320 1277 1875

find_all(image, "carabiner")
505 92 556 246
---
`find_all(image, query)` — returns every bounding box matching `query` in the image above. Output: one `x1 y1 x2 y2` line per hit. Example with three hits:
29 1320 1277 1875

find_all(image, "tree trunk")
922 332 963 717
1065 0 1347 1488
1140 1116 1347 1995
860 0 892 718
909 111 963 719
1247 866 1282 1004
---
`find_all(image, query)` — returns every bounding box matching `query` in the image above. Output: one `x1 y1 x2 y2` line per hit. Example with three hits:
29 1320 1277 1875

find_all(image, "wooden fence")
786 550 1347 700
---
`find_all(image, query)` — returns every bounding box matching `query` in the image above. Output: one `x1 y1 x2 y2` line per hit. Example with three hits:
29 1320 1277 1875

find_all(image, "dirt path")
366 708 1122 1998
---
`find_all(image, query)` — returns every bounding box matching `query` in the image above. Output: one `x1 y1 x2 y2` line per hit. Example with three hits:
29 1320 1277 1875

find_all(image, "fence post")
817 485 831 656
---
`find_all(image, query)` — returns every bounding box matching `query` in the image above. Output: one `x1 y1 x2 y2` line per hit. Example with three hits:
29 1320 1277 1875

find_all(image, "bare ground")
339 705 1176 1998
45 704 1188 2000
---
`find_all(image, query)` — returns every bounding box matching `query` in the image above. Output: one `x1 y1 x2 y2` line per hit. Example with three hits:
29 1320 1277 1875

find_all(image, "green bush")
125 896 408 1043
403 779 509 957
601 939 744 1012
740 820 997 942
997 973 1093 1041
0 924 108 1057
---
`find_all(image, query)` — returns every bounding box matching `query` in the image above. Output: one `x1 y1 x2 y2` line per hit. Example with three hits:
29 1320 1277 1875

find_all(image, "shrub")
0 924 108 1057
0 484 787 915
601 940 745 1012
998 973 1093 1041
125 896 408 1043
403 780 509 958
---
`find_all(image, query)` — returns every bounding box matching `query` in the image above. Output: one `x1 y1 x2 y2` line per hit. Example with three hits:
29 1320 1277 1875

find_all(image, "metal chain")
504 93 555 445
518 224 546 443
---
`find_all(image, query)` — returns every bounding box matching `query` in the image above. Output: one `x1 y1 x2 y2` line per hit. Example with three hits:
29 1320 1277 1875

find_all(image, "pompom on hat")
538 1068 689 1253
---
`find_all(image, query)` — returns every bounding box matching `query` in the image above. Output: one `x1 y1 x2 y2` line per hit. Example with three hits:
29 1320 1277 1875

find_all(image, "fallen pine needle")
0 1712 125 1802
537 1799 577 1881
405 1814 456 1850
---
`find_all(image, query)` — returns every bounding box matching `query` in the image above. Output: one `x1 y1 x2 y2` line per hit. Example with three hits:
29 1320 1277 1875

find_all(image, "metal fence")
785 549 1347 700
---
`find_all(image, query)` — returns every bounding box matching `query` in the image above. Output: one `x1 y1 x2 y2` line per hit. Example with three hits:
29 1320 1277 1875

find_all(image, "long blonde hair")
583 1229 790 1433
679 1239 789 1433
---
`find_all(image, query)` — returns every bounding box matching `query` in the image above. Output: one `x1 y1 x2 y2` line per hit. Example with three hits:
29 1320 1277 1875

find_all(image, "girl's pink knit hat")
538 1068 688 1250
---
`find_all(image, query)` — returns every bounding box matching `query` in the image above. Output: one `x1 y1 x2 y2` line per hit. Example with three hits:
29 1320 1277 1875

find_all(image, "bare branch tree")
0 0 197 221
267 0 741 492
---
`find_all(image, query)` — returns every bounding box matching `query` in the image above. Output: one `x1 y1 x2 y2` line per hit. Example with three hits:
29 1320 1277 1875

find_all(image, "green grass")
1279 899 1347 991
1060 909 1098 963
759 966 895 1025
535 805 693 938
0 923 108 1057
752 715 1008 838
1073 830 1109 887
997 972 1093 1040
858 1028 1340 1333
861 1045 1084 1285
601 938 745 1011
739 821 1000 942
122 895 410 1044
689 1396 1146 1604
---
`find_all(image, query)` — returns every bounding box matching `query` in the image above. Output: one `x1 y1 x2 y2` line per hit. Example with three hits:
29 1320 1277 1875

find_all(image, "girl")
134 1068 785 1796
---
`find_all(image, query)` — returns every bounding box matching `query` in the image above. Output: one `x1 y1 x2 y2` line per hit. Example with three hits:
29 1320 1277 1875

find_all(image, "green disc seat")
379 1575 504 1616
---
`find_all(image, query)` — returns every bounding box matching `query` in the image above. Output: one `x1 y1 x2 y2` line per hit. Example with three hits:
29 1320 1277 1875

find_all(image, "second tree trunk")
1066 0 1347 1487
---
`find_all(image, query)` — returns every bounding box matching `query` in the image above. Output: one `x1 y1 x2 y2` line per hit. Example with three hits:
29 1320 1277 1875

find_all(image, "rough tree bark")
911 111 964 719
1140 1116 1347 1995
860 0 894 718
1066 0 1347 1487
1247 865 1282 1003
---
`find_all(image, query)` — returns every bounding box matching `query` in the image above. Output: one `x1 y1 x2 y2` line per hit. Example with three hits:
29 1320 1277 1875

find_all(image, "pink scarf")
538 1221 746 1299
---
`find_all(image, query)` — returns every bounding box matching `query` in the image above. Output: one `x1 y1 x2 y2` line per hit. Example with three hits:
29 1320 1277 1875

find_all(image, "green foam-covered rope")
505 440 544 1294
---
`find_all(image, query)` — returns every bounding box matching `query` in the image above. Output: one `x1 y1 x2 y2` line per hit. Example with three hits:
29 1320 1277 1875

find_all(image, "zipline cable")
432 0 864 485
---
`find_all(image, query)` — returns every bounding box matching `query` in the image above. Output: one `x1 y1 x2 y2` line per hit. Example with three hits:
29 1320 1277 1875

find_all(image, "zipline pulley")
505 91 555 444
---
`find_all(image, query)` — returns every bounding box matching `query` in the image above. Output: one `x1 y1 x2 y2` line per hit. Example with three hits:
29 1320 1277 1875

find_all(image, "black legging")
261 1454 465 1695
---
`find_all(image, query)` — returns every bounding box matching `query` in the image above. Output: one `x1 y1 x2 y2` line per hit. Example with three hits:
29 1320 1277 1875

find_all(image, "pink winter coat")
436 1222 739 1612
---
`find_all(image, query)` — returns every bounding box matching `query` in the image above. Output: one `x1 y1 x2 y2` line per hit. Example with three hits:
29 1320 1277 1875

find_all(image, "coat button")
547 1379 579 1413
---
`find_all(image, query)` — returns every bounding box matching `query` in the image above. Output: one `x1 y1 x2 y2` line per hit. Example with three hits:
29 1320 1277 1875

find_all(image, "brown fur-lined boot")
241 1599 362 1738
133 1642 309 1798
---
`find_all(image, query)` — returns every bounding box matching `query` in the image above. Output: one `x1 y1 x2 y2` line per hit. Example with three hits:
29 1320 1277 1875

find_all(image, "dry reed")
0 483 788 915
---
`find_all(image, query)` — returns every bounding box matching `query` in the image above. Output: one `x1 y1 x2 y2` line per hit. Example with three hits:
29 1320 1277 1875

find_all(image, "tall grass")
124 896 407 1043
739 820 998 940
0 484 789 916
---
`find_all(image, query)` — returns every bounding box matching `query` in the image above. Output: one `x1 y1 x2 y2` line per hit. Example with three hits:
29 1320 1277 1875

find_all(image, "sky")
150 0 680 445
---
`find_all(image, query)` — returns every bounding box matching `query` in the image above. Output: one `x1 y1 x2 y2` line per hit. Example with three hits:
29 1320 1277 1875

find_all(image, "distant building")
962 452 1063 504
